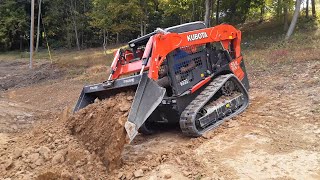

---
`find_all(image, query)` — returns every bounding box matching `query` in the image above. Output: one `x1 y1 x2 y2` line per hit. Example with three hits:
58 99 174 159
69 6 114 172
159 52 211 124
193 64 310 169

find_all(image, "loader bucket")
73 73 165 142
73 75 142 112
125 73 166 142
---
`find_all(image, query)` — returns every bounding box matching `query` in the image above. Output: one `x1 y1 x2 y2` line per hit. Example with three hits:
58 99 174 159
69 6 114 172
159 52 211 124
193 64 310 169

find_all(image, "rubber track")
179 74 248 137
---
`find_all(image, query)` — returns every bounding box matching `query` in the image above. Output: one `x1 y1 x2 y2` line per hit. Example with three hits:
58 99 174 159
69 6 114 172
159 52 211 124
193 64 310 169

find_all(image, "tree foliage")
0 0 28 50
0 0 312 51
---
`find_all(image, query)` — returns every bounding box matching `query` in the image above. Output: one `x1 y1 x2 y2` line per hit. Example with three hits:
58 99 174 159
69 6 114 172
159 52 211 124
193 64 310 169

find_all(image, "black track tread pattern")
179 74 248 137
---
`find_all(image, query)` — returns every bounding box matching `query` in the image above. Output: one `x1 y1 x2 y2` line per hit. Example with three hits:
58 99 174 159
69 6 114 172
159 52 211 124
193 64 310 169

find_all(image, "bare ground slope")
0 57 319 179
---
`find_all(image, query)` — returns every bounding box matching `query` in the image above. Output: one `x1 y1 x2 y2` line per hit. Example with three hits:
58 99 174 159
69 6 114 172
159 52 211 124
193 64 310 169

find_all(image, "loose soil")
0 60 65 91
67 91 134 171
0 57 319 179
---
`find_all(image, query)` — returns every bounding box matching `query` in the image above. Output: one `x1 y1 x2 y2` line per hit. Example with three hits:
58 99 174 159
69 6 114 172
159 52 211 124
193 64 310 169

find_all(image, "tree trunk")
71 0 80 50
216 0 220 25
140 19 144 36
73 21 80 50
116 32 119 44
143 21 147 35
35 0 42 52
192 1 195 21
277 0 282 19
20 35 23 51
153 0 159 11
311 0 316 17
284 1 289 31
204 0 211 27
260 6 264 23
306 0 309 17
210 0 216 27
103 29 107 54
285 0 302 40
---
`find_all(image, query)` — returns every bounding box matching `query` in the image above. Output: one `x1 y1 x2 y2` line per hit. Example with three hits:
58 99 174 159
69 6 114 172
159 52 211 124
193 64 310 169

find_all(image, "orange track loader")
74 22 250 141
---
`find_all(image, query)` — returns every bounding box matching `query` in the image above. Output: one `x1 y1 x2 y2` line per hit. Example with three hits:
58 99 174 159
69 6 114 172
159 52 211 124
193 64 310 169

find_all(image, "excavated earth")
67 91 134 171
0 58 319 180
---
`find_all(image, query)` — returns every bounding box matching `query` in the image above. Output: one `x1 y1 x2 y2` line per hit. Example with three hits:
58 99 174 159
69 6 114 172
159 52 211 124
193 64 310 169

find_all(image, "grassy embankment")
0 17 319 74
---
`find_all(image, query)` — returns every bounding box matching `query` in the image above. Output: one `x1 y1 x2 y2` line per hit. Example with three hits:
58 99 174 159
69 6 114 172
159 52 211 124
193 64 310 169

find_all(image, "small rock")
77 174 86 180
54 139 60 144
57 144 67 150
4 158 13 170
65 136 71 142
60 169 72 178
175 157 182 165
87 165 93 171
14 161 23 170
125 172 133 180
13 148 23 159
52 151 66 165
117 172 124 179
88 112 94 119
38 146 51 160
15 170 25 176
11 125 18 131
133 169 144 178
182 170 191 177
141 165 149 171
119 104 131 112
118 119 125 126
75 160 86 167
123 112 129 117
29 163 37 169
21 174 32 180
201 177 212 180
22 147 34 157
28 153 40 163
35 158 44 166
94 98 100 103
126 96 134 101
164 174 172 179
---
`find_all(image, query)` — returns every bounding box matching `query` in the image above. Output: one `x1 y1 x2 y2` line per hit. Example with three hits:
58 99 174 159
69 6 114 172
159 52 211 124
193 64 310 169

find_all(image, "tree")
36 0 42 52
283 0 289 31
204 0 211 27
311 0 316 17
0 0 28 51
306 0 309 18
285 0 302 40
216 0 220 25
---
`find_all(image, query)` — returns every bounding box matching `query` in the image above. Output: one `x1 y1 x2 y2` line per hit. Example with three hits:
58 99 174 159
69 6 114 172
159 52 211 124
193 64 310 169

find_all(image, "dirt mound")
67 91 134 171
0 61 65 91
0 110 110 179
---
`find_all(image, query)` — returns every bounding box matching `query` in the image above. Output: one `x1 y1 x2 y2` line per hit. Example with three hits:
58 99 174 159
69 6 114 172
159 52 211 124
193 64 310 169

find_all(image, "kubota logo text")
187 32 208 42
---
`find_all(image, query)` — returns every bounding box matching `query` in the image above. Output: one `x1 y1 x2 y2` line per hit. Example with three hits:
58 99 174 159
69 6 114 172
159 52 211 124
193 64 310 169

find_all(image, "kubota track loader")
74 22 250 142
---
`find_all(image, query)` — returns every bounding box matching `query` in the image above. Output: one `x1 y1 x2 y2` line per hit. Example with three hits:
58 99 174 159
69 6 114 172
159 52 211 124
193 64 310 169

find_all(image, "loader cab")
128 32 155 61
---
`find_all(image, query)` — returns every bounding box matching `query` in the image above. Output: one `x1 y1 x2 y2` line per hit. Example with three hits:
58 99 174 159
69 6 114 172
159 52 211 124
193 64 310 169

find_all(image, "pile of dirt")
67 91 134 171
0 61 65 91
0 91 134 179
0 111 110 179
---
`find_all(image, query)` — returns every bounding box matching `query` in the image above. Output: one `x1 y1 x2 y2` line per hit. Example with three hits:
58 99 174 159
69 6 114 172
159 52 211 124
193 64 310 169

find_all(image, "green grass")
240 17 320 72
0 44 127 68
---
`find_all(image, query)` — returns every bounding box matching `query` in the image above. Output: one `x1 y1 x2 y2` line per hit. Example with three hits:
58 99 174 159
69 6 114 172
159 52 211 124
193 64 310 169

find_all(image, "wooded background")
0 0 316 51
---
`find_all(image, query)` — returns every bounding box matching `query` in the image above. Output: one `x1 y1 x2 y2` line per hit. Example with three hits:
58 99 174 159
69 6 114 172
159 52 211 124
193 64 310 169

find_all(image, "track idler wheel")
221 80 235 96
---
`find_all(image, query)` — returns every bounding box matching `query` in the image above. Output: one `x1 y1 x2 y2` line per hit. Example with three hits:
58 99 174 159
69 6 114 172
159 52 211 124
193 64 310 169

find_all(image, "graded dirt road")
0 58 319 180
